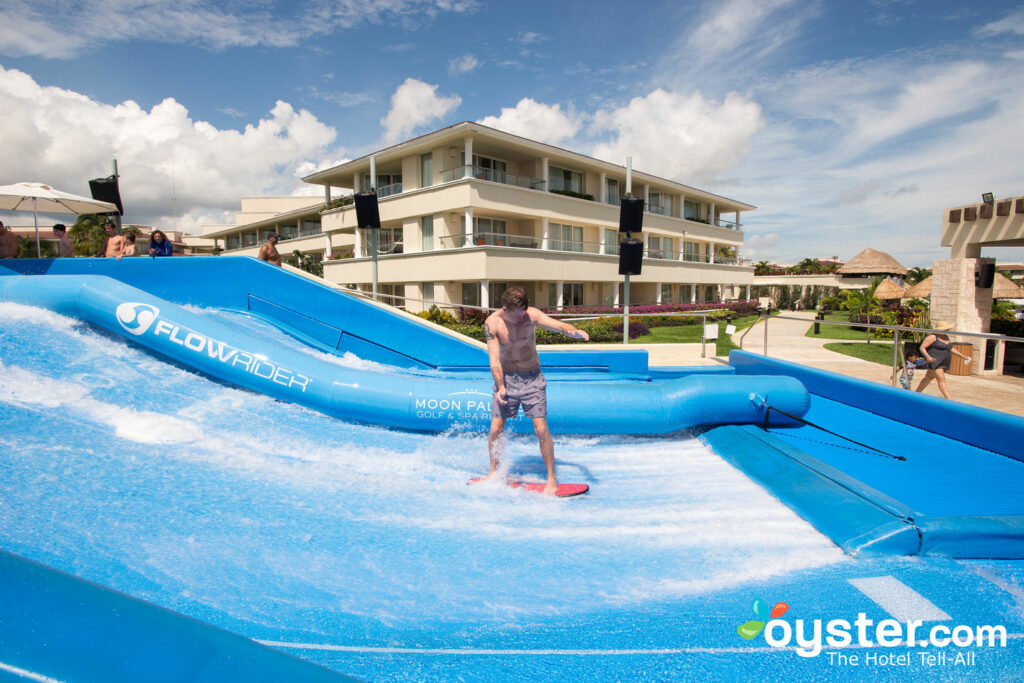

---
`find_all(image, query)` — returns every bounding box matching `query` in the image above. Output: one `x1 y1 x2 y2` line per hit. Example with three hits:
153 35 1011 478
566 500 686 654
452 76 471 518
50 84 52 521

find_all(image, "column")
480 280 489 309
709 241 716 264
464 137 473 178
643 232 649 257
599 227 606 252
464 207 473 247
541 157 549 190
599 172 607 203
692 285 698 303
556 281 564 310
541 217 550 250
709 202 716 227
678 232 686 260
353 174 360 193
614 283 620 308
643 183 650 207
736 210 741 230
323 233 332 260
746 284 751 300
324 185 332 205
355 229 364 257
656 285 663 304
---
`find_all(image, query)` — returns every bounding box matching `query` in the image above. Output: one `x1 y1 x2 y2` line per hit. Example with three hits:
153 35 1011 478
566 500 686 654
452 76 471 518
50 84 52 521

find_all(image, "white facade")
299 121 756 311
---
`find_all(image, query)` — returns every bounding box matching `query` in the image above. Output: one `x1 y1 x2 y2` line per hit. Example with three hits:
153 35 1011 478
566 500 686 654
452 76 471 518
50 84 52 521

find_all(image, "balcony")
438 165 546 191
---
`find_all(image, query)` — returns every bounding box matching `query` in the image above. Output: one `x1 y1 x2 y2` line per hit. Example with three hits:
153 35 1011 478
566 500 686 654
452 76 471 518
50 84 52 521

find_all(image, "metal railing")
740 313 1024 387
438 165 546 190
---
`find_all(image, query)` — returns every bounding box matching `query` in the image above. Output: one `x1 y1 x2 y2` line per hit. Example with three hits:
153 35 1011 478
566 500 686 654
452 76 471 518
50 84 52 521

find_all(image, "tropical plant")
905 266 932 285
16 236 57 258
68 213 109 256
796 257 821 274
284 249 323 277
754 260 772 276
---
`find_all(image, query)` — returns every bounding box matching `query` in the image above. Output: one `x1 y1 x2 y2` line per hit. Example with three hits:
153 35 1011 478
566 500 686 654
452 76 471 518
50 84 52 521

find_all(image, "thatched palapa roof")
874 277 908 300
902 275 932 299
837 248 908 276
993 272 1024 299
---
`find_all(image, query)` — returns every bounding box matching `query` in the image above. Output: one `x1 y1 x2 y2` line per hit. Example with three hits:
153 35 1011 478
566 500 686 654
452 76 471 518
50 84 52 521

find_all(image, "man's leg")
483 415 507 481
532 417 557 495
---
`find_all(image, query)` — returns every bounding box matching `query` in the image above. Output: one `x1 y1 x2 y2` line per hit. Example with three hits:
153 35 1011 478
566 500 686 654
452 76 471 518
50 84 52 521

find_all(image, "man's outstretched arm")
533 310 590 340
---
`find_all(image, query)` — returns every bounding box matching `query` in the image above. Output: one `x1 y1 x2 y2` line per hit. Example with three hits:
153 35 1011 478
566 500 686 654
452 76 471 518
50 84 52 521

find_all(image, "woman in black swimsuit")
916 321 972 400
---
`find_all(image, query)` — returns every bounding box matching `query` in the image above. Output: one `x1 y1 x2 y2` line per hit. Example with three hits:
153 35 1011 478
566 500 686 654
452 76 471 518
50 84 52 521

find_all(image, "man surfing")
481 287 589 495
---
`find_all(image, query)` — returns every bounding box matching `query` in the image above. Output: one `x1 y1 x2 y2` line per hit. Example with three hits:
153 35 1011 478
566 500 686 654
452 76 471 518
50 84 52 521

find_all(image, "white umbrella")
0 181 119 257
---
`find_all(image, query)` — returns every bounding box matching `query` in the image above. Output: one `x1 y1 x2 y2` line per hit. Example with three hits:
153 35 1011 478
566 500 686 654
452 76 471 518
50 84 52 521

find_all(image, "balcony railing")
438 165 546 190
418 231 746 265
377 182 402 198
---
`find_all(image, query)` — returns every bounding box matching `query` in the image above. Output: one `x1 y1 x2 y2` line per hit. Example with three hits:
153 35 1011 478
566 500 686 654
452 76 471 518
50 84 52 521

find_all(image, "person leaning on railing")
148 230 174 257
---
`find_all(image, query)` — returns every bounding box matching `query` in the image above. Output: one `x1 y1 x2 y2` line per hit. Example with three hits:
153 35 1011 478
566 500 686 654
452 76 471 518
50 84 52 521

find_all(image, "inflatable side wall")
0 275 810 434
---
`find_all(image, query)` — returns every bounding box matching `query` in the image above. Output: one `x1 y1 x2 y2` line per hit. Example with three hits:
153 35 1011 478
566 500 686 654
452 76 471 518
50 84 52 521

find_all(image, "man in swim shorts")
481 287 589 495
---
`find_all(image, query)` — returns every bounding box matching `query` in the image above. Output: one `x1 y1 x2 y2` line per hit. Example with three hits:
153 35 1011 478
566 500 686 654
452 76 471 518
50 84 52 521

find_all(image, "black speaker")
619 196 644 233
618 238 643 275
976 262 995 289
354 191 381 229
89 175 124 216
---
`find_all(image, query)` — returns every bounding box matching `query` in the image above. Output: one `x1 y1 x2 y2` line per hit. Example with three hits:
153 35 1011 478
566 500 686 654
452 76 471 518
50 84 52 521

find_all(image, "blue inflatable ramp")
706 352 1024 558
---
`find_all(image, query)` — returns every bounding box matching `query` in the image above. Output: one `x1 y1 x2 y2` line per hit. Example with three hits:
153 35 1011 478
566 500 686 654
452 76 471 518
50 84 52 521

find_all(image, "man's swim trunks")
492 369 547 419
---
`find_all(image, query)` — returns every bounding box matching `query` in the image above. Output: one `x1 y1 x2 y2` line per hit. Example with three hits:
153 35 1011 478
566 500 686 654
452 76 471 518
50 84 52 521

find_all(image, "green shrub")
417 305 457 326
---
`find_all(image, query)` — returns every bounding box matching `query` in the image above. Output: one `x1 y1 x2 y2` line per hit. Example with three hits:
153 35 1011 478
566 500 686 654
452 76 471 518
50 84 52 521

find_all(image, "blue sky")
1 0 1022 266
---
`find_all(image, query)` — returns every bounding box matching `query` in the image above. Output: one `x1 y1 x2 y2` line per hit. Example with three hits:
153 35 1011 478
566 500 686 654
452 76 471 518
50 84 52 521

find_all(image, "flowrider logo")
115 302 159 336
737 598 1007 662
112 302 311 393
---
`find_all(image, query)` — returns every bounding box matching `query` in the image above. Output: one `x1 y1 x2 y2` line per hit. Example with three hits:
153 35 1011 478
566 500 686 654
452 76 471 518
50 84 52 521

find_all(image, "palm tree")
754 260 772 276
905 266 932 285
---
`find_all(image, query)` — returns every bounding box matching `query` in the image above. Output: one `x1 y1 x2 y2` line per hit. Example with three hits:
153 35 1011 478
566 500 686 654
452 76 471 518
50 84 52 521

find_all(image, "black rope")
762 405 905 461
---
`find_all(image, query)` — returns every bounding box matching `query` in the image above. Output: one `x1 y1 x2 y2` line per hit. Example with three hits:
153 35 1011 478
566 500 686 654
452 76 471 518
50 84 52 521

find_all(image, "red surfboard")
468 478 589 497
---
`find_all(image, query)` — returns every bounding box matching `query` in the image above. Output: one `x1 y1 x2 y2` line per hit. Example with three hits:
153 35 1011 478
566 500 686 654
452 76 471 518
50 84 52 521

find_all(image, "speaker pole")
111 159 122 233
623 156 632 345
370 156 378 299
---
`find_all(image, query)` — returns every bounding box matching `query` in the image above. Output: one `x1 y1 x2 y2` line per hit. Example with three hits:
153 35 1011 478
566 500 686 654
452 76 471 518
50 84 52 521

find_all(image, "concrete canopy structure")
301 121 756 311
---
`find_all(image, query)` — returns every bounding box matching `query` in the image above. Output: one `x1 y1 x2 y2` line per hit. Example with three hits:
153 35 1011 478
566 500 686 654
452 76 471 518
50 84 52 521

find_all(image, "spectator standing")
0 221 19 259
52 224 74 257
117 233 137 260
148 230 174 257
258 233 282 266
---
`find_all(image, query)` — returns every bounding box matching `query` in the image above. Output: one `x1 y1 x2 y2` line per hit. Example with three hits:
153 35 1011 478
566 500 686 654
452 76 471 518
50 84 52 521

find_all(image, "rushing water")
0 302 845 671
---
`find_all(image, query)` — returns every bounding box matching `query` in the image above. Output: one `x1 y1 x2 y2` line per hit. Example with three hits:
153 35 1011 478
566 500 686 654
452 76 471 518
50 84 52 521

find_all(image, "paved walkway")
731 312 1024 418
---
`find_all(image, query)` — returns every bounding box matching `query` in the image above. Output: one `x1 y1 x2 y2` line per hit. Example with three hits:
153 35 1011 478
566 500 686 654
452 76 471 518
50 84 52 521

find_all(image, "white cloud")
448 54 481 75
975 6 1024 37
0 66 340 233
0 0 481 59
590 90 764 184
514 31 549 44
477 99 582 146
379 78 461 144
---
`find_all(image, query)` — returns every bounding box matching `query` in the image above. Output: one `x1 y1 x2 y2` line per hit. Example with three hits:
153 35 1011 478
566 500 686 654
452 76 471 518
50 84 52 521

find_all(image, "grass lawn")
803 311 889 341
823 341 898 366
634 315 760 356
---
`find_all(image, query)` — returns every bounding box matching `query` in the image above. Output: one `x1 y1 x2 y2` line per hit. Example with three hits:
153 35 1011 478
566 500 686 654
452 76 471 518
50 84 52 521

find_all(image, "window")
684 200 701 221
603 228 619 255
648 191 670 216
362 173 402 191
549 165 584 194
683 241 700 262
661 284 672 303
259 229 274 242
421 215 434 251
462 283 480 307
226 235 240 250
605 178 620 205
464 154 507 182
421 153 433 188
489 282 508 309
705 286 717 303
549 222 583 252
473 217 507 246
648 236 673 259
421 282 434 305
377 284 403 306
549 283 583 308
602 283 618 307
681 284 693 303
242 232 258 247
278 224 298 240
302 220 321 236
365 227 403 254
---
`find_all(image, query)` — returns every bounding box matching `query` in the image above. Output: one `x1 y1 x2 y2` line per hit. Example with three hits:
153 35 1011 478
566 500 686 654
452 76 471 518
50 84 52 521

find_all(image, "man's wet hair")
502 287 529 310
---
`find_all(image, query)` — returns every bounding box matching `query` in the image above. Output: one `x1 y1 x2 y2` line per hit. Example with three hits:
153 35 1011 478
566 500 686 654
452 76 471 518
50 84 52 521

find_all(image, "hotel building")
210 121 756 312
